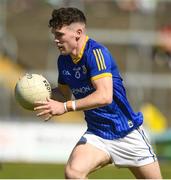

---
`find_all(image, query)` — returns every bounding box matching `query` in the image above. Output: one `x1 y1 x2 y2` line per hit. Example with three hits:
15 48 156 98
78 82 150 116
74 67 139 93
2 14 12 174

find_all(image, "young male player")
34 7 162 179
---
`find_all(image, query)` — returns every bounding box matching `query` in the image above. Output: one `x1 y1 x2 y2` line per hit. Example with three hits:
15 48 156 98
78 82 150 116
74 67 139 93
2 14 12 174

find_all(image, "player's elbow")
104 96 113 105
99 94 113 106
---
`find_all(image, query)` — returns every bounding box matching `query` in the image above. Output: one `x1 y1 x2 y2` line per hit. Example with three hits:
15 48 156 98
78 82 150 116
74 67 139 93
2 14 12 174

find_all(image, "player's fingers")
44 114 52 122
46 97 50 102
34 104 50 111
34 100 48 106
36 109 51 117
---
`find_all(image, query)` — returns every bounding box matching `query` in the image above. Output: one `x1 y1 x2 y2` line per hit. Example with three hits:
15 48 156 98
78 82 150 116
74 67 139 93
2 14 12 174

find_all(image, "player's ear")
76 28 82 41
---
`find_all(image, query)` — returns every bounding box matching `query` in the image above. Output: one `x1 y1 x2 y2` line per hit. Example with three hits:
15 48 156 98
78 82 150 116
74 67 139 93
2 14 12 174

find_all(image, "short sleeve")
87 48 112 81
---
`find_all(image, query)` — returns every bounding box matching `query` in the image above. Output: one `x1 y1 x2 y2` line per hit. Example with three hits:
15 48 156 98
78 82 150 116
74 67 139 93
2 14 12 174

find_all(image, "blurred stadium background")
0 0 171 178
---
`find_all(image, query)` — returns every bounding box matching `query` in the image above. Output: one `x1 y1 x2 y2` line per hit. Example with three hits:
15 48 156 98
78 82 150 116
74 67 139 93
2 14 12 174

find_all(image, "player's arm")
34 76 112 120
52 83 72 102
72 76 113 111
76 76 113 110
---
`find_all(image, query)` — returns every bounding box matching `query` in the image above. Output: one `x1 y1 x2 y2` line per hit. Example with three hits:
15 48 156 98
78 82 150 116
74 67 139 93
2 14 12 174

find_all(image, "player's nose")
54 39 60 43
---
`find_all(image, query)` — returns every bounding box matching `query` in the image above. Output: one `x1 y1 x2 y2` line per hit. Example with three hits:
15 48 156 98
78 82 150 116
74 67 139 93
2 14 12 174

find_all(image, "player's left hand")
34 98 66 121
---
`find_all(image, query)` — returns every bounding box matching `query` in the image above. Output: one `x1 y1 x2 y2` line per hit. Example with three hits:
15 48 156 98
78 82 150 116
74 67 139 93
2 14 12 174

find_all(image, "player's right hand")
34 98 66 121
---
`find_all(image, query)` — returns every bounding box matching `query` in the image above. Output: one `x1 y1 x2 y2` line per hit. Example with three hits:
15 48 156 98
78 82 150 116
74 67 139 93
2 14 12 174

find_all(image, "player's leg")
128 126 162 179
106 125 162 179
65 136 111 179
128 160 162 179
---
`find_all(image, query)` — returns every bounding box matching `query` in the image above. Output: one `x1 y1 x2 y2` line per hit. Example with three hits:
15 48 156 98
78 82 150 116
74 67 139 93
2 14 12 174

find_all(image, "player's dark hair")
49 7 86 29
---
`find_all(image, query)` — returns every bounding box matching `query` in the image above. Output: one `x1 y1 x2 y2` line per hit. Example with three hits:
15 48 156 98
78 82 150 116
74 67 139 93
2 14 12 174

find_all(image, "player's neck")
71 35 87 57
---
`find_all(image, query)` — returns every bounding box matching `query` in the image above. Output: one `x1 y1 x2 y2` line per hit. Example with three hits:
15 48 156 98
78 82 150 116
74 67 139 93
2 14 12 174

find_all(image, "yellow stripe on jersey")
93 49 101 71
99 49 106 69
91 73 112 81
93 49 106 71
96 49 105 70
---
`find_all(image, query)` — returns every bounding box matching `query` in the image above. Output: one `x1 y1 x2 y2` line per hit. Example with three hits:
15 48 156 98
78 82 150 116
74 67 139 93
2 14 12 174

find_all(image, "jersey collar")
71 36 89 64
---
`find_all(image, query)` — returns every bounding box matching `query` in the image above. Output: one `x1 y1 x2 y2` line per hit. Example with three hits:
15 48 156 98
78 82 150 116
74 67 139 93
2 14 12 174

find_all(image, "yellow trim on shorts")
91 73 112 81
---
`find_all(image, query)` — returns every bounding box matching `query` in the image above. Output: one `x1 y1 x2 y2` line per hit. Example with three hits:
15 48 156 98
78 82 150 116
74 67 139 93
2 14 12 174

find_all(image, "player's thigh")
66 142 111 175
128 161 162 179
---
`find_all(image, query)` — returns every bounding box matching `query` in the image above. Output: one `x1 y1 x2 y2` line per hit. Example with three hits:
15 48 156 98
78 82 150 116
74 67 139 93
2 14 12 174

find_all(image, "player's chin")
59 50 69 55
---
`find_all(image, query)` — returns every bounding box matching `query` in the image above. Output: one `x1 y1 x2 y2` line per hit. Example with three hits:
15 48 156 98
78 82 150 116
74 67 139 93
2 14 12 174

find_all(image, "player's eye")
55 32 64 39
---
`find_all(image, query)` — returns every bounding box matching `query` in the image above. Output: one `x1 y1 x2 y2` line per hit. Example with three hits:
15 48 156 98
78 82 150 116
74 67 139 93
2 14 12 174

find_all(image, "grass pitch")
0 161 170 179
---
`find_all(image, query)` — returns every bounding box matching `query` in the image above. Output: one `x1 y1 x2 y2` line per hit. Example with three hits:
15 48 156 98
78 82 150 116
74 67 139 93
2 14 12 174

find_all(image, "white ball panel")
15 74 52 110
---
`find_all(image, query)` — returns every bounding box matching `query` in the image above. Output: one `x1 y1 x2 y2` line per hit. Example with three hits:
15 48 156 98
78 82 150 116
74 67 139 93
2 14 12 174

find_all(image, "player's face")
51 25 78 55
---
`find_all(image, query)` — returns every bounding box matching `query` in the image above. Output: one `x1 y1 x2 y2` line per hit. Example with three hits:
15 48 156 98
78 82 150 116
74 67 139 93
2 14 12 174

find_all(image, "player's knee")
65 164 87 179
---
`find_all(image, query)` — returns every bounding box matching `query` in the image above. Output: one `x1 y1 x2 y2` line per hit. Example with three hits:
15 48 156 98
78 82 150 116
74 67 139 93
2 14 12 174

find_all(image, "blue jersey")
57 36 143 140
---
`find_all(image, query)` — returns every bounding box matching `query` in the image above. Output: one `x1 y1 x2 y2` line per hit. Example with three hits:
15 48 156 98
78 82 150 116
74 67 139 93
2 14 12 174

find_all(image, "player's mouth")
58 46 63 51
57 45 63 50
57 46 66 54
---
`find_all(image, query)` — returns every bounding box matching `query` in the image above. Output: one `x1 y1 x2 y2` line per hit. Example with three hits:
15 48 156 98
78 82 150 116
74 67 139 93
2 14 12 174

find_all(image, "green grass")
0 161 170 179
